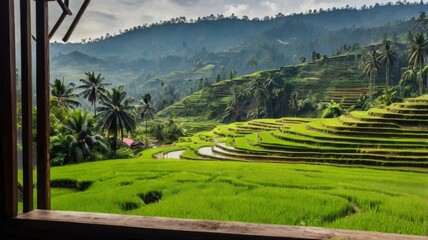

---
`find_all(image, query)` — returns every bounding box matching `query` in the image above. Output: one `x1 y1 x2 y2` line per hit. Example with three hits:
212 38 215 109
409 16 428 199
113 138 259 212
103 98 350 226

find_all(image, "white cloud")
39 0 398 42
224 4 250 17
261 1 279 13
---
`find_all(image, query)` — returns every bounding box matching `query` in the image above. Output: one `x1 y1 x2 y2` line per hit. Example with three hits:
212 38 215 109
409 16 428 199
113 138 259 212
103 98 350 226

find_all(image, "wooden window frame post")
0 0 18 218
36 0 51 210
21 0 34 214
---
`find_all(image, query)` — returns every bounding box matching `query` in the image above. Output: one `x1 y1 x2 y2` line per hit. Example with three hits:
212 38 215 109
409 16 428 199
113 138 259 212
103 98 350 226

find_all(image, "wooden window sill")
0 210 424 239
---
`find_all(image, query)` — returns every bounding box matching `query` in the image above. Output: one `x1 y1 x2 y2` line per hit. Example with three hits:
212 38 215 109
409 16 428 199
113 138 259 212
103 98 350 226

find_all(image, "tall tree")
363 50 382 104
246 77 267 119
97 86 136 155
78 72 111 117
140 93 156 143
288 92 299 117
416 12 428 33
406 31 414 49
222 86 247 122
378 42 396 88
409 32 428 95
263 74 278 118
64 110 108 164
216 74 221 83
229 70 237 80
400 66 417 97
50 78 80 110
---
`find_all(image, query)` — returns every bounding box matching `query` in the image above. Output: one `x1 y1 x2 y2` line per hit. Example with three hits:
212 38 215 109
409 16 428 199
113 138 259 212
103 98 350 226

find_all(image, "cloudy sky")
31 0 396 42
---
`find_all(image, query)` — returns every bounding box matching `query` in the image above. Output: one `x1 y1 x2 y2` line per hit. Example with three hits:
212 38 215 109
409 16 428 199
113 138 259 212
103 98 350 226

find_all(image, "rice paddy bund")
44 96 428 236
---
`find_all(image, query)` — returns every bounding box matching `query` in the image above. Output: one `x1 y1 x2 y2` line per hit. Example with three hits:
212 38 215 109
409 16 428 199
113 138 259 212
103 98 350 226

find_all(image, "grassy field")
36 157 428 236
20 96 427 236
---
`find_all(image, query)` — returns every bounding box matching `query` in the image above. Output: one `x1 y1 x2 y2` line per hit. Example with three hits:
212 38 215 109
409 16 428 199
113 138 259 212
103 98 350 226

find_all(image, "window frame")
0 1 423 240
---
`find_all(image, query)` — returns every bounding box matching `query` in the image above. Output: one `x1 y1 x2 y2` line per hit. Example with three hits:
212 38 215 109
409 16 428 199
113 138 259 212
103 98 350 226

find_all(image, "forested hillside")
50 3 427 104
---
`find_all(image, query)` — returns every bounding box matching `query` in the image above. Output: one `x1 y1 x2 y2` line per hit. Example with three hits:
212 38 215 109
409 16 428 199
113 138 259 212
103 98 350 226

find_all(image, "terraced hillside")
159 55 371 118
154 96 428 169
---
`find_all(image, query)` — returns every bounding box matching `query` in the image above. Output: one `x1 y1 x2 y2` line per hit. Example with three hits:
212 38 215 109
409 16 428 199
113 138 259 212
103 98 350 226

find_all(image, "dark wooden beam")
0 210 425 240
36 0 51 210
21 0 34 213
56 0 72 15
49 0 71 39
0 0 18 218
63 0 91 42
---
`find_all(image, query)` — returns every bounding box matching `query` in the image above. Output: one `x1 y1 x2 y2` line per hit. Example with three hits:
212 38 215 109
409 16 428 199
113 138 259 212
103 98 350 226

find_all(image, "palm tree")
400 66 417 97
223 86 247 122
363 50 382 104
409 32 428 95
97 86 136 155
422 65 428 83
245 77 267 119
50 78 80 109
77 72 111 117
139 93 156 142
378 42 396 88
263 74 277 118
288 91 299 117
223 100 247 123
64 110 108 164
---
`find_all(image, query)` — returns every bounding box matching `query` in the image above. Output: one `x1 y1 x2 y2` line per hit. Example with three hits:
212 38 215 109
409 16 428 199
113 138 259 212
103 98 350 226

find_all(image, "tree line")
359 13 428 109
39 72 185 166
73 1 426 44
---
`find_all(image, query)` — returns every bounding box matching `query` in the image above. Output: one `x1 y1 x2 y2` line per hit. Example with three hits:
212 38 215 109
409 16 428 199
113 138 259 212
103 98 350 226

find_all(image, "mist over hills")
50 3 427 101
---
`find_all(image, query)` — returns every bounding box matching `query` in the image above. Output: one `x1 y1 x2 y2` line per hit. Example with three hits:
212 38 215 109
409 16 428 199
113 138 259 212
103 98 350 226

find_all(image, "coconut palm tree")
363 50 382 104
140 93 156 142
223 86 247 123
97 86 136 155
263 74 278 118
378 42 396 88
50 78 80 109
409 32 428 95
288 91 299 117
77 72 111 117
400 66 417 97
223 100 247 123
245 77 267 119
64 110 108 164
422 65 428 82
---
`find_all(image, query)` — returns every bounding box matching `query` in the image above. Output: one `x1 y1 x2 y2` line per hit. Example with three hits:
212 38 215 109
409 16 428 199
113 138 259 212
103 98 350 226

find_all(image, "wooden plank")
0 0 18 218
0 210 424 240
20 0 34 213
62 0 91 42
36 0 51 210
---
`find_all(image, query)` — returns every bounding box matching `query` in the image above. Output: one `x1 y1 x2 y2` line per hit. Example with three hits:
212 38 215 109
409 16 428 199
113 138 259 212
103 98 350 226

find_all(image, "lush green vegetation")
51 3 427 103
26 8 428 237
42 158 427 235
36 94 428 236
155 96 428 170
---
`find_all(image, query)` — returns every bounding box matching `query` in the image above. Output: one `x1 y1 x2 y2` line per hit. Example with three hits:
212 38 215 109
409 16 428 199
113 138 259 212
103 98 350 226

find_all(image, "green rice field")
43 158 428 236
28 95 428 236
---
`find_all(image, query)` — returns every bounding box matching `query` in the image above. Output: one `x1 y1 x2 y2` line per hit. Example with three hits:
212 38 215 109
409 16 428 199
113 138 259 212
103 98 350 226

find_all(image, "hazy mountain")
50 3 427 101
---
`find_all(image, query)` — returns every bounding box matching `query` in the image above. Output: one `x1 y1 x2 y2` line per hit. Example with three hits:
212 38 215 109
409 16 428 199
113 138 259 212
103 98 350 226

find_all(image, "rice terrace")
42 95 428 236
8 0 428 238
